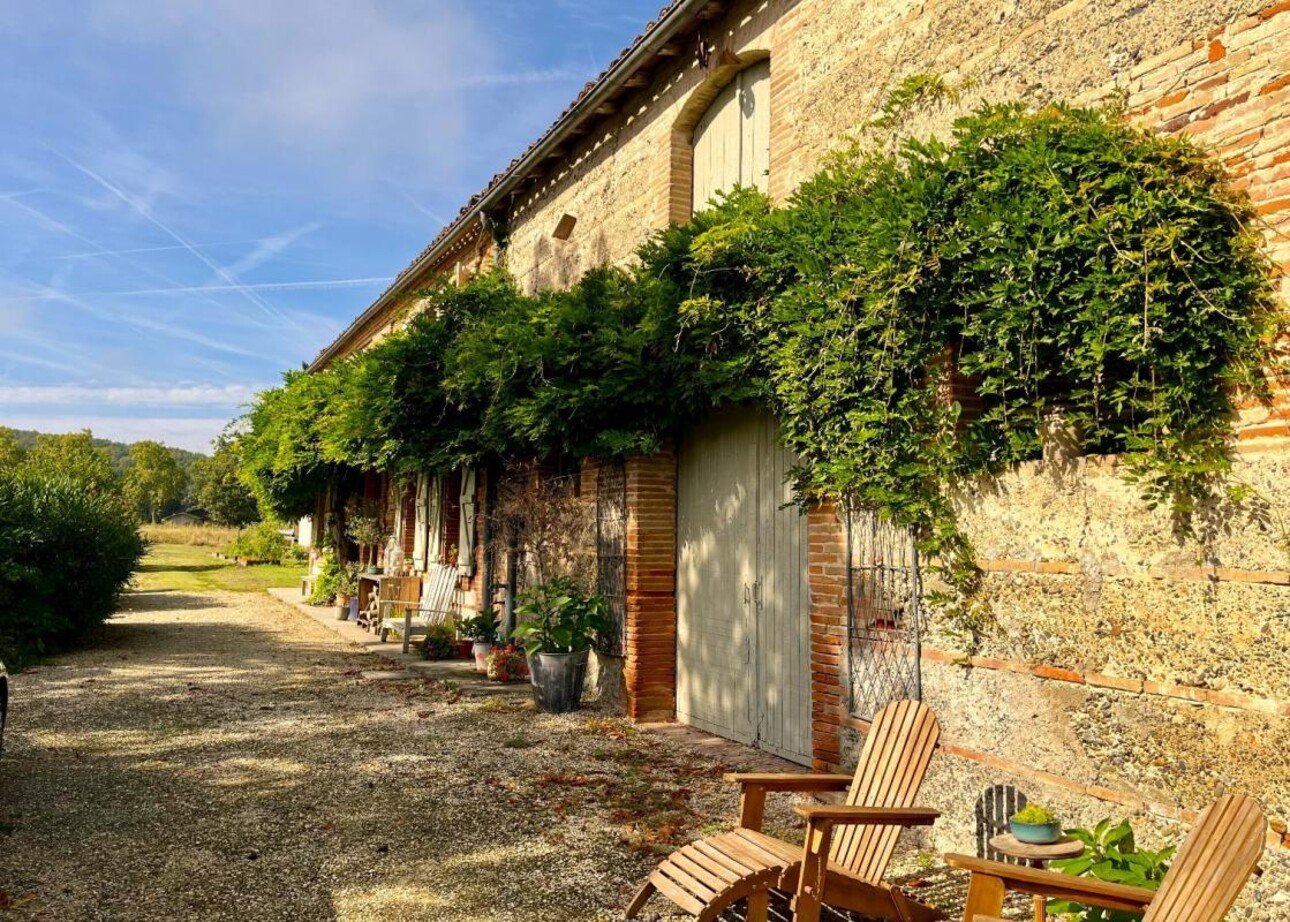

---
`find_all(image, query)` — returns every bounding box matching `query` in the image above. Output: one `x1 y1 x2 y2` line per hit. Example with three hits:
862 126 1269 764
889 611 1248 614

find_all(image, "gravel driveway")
0 588 897 922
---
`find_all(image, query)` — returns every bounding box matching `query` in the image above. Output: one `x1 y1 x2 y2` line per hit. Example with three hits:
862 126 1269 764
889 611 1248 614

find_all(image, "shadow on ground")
0 589 988 922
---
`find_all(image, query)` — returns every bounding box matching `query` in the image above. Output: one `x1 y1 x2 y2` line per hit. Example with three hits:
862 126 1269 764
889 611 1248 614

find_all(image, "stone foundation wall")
825 445 1290 920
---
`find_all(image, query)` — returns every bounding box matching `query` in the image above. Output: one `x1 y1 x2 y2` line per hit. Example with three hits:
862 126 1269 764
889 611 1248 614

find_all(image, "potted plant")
419 622 457 661
485 645 528 683
345 511 389 575
1010 803 1063 844
460 609 499 673
453 635 473 660
511 577 610 713
334 563 360 621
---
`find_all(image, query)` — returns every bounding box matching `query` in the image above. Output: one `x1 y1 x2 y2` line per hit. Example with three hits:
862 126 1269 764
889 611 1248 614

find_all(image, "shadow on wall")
976 784 1028 862
525 226 612 294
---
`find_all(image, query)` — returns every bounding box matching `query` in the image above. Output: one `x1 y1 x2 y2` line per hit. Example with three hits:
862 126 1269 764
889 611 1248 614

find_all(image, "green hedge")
0 473 145 667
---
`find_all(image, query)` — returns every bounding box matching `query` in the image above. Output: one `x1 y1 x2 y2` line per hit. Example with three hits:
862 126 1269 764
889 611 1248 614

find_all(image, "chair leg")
747 890 769 922
623 880 655 920
962 873 1007 922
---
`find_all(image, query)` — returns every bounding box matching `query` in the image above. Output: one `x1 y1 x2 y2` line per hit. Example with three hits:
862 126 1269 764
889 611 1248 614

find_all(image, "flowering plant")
486 644 528 683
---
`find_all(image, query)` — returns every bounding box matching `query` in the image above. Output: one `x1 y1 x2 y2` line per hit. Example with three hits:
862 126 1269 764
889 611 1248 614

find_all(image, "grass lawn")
133 542 308 594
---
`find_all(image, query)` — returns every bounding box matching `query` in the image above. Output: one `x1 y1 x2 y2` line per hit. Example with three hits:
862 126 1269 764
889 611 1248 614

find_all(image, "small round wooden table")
988 833 1085 922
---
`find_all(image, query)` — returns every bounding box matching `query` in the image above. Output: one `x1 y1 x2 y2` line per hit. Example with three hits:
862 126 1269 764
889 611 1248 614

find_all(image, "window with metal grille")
595 459 628 657
846 507 923 720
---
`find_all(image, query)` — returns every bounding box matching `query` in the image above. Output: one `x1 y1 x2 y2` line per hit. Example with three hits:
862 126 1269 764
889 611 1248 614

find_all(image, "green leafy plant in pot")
345 509 389 574
511 577 610 713
1010 803 1063 844
1048 818 1174 922
460 608 499 673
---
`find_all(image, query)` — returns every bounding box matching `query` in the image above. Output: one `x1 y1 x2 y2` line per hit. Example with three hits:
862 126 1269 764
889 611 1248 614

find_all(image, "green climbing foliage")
238 101 1283 625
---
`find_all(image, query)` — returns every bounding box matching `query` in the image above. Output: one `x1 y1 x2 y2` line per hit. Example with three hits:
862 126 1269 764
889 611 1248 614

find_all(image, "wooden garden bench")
947 792 1266 922
625 699 944 922
379 564 459 654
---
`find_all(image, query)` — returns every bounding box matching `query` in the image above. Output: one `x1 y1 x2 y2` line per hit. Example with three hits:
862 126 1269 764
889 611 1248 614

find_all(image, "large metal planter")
527 649 589 714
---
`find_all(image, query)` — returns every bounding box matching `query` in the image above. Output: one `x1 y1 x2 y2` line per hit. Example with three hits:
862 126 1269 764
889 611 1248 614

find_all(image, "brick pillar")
623 445 678 721
807 501 847 769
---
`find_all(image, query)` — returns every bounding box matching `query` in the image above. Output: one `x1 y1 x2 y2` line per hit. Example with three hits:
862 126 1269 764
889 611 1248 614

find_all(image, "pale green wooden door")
676 407 811 763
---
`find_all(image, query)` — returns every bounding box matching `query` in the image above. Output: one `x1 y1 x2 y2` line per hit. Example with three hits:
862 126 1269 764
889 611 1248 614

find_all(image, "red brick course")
623 446 678 722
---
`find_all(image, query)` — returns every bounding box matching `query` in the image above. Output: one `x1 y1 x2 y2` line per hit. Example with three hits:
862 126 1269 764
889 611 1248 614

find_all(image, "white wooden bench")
379 564 460 654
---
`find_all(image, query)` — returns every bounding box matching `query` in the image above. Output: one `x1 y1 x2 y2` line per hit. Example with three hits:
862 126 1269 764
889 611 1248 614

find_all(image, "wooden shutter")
458 468 478 576
441 468 463 565
400 483 416 557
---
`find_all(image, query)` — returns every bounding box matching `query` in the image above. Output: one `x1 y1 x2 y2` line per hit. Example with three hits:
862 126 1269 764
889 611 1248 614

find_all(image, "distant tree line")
0 428 259 526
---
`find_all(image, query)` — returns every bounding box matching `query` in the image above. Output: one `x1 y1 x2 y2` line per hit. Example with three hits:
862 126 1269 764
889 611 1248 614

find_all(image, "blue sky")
0 0 664 452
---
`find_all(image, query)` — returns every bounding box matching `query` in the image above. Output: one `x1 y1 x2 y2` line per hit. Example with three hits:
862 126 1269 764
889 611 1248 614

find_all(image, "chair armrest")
727 773 854 832
724 772 854 791
944 854 1156 913
794 805 939 826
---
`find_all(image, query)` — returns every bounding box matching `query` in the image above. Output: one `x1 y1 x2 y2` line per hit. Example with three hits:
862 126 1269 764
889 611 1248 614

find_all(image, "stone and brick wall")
315 1 1290 912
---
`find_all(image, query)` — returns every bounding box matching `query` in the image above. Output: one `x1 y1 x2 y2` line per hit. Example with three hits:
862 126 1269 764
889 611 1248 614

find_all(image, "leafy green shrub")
460 609 499 643
1049 818 1174 922
512 578 610 655
1012 804 1059 825
225 522 290 563
237 100 1280 630
419 622 457 661
0 472 145 667
307 555 358 605
308 554 337 605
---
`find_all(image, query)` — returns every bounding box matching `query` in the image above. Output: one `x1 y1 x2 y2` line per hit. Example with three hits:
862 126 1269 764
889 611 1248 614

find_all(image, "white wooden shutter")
458 467 477 576
413 474 429 570
426 476 443 566
691 60 771 213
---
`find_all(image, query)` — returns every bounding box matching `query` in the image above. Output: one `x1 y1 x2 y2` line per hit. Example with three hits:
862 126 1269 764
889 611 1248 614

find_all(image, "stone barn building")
309 0 1290 909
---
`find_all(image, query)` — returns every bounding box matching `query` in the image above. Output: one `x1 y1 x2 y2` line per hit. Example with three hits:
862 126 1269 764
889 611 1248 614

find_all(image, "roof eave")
309 0 715 372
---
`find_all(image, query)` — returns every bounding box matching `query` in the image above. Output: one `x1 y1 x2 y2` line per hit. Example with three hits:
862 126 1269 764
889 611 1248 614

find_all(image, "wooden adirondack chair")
379 564 459 653
625 699 943 922
946 793 1266 922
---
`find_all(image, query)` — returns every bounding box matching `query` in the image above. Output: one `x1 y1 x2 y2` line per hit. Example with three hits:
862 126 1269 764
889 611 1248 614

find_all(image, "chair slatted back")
1143 794 1265 922
420 564 460 620
831 699 941 882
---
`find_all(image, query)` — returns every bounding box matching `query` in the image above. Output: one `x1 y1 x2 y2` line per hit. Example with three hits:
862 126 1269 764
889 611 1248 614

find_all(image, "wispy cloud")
0 414 231 453
53 237 269 262
219 222 319 278
0 384 262 406
0 277 392 302
54 149 290 323
451 68 588 89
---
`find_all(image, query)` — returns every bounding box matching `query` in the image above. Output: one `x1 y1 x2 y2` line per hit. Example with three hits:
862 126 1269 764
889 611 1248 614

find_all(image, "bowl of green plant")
1010 804 1063 844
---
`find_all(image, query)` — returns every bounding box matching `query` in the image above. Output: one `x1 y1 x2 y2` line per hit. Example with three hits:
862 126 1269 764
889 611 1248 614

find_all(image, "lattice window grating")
846 507 923 720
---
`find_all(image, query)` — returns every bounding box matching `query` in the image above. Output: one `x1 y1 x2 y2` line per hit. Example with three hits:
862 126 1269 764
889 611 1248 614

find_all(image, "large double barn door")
676 407 811 764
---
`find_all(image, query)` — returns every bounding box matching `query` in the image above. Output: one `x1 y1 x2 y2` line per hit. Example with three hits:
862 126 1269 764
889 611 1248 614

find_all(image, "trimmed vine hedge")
239 102 1281 603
